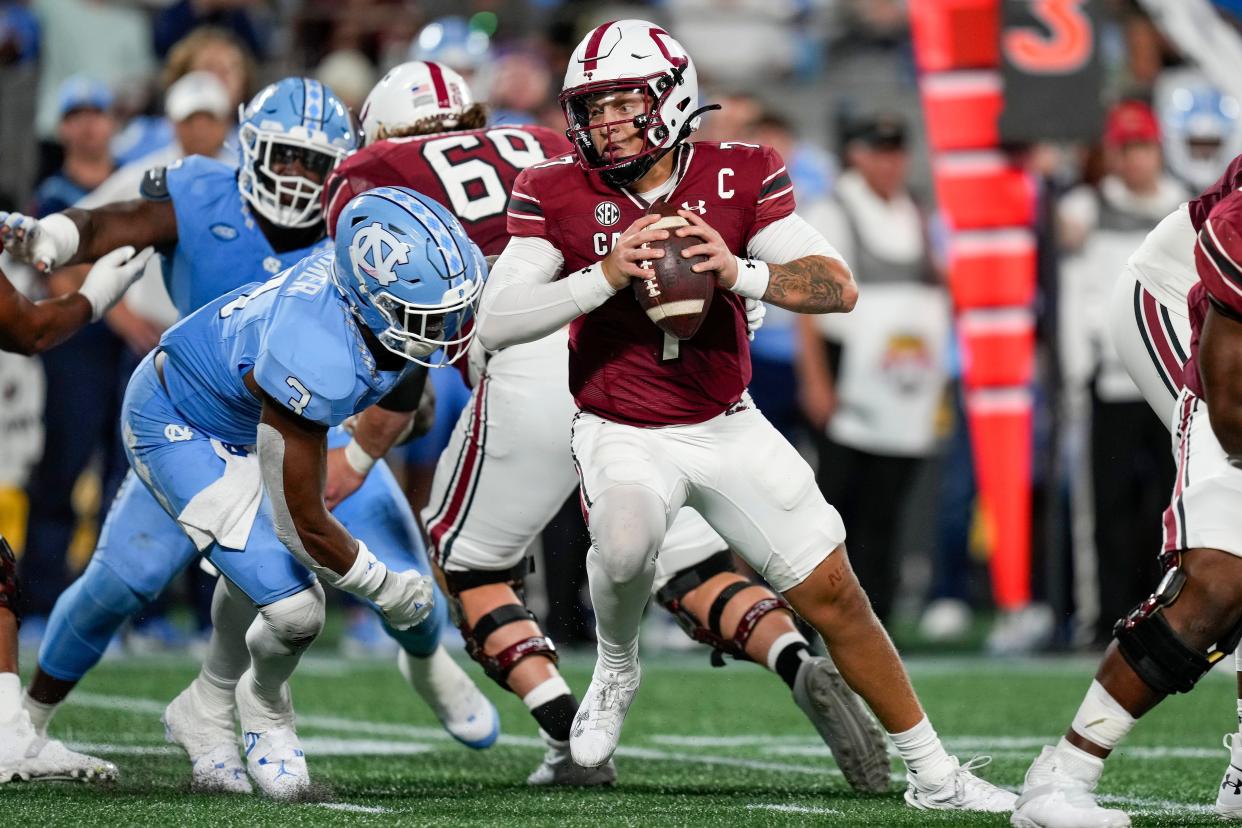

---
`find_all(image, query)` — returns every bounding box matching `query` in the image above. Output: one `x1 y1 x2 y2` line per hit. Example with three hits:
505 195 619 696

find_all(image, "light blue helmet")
1156 69 1242 191
408 16 492 75
333 186 486 367
238 77 358 229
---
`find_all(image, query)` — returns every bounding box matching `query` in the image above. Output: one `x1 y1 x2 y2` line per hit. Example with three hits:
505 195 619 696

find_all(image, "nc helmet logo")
350 222 411 287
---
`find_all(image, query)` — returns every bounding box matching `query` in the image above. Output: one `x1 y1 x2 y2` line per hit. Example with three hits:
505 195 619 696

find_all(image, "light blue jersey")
159 249 406 444
144 155 330 316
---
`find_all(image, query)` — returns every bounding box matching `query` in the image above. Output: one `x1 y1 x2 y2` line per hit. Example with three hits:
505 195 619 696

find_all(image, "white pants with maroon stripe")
1162 388 1242 556
421 328 729 581
1108 266 1192 430
571 400 847 594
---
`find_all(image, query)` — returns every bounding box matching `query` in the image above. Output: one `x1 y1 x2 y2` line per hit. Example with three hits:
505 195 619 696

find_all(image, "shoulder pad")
254 301 364 426
140 166 170 202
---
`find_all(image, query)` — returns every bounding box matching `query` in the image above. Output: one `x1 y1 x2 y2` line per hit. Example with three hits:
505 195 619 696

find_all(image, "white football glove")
80 245 156 321
332 540 434 630
372 569 436 630
744 297 767 341
0 212 81 273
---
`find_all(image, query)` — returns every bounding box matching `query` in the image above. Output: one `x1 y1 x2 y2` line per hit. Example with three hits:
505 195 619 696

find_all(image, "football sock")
586 544 653 673
768 633 810 689
0 671 20 722
524 677 577 743
22 693 57 736
1069 680 1135 753
201 576 256 694
1050 737 1106 788
1235 696 1242 735
890 716 955 787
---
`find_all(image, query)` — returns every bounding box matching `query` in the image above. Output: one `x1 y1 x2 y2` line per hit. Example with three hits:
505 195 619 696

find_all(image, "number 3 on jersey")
285 376 310 415
422 128 548 222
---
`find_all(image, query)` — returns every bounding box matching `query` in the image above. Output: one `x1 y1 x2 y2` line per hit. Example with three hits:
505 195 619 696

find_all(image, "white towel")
177 439 263 552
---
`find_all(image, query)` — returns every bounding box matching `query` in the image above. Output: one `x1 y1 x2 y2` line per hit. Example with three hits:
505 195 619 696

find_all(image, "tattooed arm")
675 211 858 316
762 255 857 314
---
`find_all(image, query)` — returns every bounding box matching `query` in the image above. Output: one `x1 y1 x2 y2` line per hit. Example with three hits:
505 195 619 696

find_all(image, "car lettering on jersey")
593 231 622 257
350 222 411 287
718 168 734 199
595 201 620 226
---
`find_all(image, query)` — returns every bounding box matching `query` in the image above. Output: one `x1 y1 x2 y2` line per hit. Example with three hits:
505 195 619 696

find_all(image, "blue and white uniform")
38 92 446 682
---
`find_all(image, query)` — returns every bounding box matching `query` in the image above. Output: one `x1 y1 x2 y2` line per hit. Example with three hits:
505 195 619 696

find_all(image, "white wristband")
567 262 617 313
333 539 388 600
343 437 376 475
731 257 771 300
40 213 81 265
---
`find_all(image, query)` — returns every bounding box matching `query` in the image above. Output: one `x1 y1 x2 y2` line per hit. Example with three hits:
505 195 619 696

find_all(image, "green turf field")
3 649 1234 826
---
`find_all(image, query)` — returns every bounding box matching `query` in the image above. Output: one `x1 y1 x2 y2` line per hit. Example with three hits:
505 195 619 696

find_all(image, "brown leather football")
632 200 716 340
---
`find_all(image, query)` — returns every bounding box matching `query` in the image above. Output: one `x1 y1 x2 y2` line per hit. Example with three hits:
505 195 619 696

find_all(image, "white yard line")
316 803 392 815
67 691 1221 817
745 803 842 815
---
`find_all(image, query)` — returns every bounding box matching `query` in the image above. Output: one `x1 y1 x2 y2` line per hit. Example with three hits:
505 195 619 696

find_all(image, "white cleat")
905 755 1017 813
792 655 890 793
235 670 310 801
569 662 640 768
1216 733 1242 819
0 709 117 783
162 681 251 793
527 729 617 787
1011 746 1129 827
398 646 499 749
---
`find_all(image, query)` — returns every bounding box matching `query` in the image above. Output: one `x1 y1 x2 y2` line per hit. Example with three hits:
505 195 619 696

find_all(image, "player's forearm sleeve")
476 235 616 350
747 213 851 272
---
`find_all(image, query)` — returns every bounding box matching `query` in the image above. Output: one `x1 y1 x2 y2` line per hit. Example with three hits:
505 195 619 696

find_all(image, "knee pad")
443 562 558 691
254 583 326 651
39 560 145 681
590 487 665 584
0 536 19 624
655 550 793 668
1114 559 1242 695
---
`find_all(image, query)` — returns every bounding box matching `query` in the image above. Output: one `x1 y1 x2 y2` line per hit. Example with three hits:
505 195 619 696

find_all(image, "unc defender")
0 247 152 782
121 186 484 799
326 60 890 792
0 80 496 794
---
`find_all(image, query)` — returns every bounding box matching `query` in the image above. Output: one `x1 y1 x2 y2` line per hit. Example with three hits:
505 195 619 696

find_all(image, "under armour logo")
164 424 193 442
350 222 411 287
742 259 757 269
1225 773 1242 796
681 200 707 214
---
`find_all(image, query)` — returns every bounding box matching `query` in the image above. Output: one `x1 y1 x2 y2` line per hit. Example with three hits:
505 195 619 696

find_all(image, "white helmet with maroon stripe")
359 60 472 145
560 19 707 189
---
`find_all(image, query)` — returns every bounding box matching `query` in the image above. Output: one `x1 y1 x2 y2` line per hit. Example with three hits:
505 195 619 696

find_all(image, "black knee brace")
1114 556 1242 695
0 536 19 625
655 550 793 667
444 560 558 690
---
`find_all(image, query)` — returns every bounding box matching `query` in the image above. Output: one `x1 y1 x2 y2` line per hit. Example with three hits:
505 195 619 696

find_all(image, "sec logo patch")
595 201 620 227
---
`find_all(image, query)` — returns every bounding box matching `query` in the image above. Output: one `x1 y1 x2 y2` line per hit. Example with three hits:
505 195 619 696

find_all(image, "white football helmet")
360 61 473 145
559 19 707 188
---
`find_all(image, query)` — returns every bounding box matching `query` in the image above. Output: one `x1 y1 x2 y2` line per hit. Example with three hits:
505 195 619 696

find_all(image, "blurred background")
0 0 1235 664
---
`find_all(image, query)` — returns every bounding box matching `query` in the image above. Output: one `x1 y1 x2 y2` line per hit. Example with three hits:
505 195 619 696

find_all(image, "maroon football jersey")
507 141 795 426
324 124 570 255
1189 153 1242 231
1182 191 1242 398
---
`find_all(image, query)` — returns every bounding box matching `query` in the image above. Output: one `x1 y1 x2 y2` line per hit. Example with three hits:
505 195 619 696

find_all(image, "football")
632 200 716 340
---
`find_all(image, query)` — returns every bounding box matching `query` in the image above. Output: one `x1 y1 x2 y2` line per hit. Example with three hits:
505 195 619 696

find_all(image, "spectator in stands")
31 0 153 175
153 0 266 61
1057 100 1188 645
796 112 950 624
315 49 377 116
